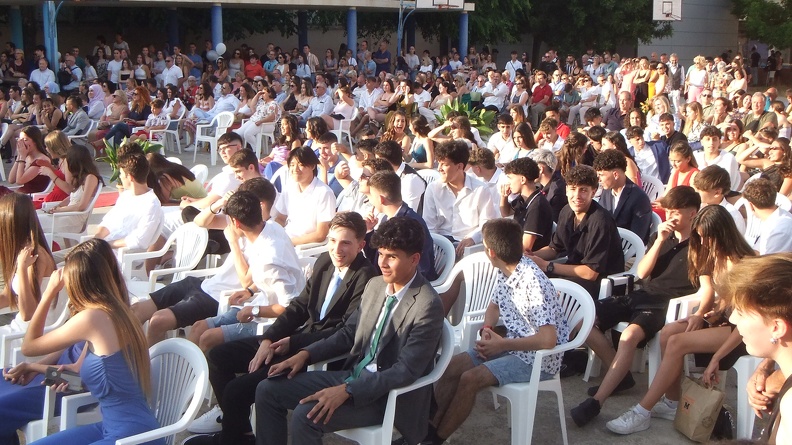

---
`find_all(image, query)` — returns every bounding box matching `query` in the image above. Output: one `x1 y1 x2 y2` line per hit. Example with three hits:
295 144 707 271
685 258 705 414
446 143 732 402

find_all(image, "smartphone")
44 367 84 392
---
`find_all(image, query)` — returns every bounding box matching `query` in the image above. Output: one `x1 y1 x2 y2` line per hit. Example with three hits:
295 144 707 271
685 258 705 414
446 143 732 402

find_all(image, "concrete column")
43 2 59 69
211 4 223 48
405 15 416 50
298 11 309 50
9 6 23 50
167 7 180 50
346 8 357 57
458 12 469 59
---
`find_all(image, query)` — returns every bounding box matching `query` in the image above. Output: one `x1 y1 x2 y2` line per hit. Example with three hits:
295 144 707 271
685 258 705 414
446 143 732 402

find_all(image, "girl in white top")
0 193 57 334
38 145 102 236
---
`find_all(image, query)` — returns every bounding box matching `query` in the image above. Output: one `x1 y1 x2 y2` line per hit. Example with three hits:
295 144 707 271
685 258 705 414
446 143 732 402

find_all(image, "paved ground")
14 147 757 444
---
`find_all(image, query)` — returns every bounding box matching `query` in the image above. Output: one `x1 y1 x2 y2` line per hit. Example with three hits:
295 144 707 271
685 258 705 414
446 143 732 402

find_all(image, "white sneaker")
188 405 223 433
651 397 678 420
606 407 651 435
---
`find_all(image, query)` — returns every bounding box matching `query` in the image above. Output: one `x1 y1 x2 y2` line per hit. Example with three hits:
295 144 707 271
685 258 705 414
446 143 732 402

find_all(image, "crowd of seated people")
3 37 792 445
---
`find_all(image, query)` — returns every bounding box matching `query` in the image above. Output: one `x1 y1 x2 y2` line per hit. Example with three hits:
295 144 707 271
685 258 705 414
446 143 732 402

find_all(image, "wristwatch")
252 306 260 317
545 262 555 275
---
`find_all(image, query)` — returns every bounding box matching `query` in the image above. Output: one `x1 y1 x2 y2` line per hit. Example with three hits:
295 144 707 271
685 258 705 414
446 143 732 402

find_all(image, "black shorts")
149 276 219 328
595 291 667 346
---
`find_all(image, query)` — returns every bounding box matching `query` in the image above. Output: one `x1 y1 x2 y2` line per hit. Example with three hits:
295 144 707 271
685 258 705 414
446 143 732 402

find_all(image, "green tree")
732 0 792 49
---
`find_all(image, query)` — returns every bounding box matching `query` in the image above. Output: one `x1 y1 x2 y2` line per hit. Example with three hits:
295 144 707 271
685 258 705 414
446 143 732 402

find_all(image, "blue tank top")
81 349 164 444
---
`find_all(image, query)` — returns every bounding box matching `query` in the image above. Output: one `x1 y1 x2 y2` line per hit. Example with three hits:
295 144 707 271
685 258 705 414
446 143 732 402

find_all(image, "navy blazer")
598 179 653 243
364 205 438 282
259 252 376 351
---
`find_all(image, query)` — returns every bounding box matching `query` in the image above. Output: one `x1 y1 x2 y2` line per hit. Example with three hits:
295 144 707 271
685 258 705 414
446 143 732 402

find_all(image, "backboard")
653 0 682 21
416 0 464 10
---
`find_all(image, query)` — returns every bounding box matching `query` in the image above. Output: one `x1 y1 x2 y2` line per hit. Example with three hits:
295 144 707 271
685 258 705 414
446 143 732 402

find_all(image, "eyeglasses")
166 59 173 63
359 173 372 181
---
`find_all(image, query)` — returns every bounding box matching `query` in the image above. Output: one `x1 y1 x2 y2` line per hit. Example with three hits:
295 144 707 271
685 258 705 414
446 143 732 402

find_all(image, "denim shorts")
205 307 258 342
466 348 554 386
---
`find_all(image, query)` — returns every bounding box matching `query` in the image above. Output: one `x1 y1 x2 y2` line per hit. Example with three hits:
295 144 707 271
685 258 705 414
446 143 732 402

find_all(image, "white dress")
37 184 90 234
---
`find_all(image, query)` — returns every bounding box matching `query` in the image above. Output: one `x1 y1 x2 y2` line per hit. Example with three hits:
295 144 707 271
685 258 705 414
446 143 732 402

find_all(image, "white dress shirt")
422 173 499 243
301 93 335 120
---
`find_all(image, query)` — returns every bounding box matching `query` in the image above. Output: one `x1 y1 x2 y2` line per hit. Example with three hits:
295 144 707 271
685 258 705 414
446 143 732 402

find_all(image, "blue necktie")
319 272 342 319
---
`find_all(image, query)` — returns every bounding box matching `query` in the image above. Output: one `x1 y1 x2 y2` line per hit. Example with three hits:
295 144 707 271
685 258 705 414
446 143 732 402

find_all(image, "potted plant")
97 137 163 186
436 99 497 136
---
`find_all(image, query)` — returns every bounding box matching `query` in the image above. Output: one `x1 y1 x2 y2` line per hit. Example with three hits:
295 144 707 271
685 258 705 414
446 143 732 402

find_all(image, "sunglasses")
701 94 711 98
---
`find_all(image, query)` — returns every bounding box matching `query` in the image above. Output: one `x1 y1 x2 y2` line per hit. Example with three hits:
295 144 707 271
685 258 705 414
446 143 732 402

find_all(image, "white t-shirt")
99 189 163 251
694 150 742 191
107 59 123 84
207 166 242 197
274 177 337 238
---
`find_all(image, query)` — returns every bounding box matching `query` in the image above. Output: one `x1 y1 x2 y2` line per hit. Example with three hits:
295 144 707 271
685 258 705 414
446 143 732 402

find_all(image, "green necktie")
347 295 398 382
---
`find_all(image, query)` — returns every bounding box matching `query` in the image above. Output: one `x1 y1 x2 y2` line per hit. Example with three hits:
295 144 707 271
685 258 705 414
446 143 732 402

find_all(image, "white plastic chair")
417 169 441 186
330 108 358 148
51 338 209 445
253 122 277 159
433 252 501 353
120 223 209 293
483 279 595 445
190 164 209 186
165 156 182 165
616 227 645 277
151 105 187 153
194 111 234 166
295 238 330 259
582 228 646 381
0 286 70 367
270 164 290 193
641 174 664 202
334 320 454 445
730 355 763 439
67 119 98 145
649 211 662 237
430 233 455 287
40 185 102 249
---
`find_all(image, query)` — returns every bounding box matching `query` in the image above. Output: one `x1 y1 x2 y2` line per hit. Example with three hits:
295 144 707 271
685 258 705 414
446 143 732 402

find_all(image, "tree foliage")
732 0 792 49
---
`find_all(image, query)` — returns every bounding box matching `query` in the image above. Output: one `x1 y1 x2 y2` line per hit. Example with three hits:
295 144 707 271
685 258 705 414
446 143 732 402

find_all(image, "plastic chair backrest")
190 164 209 185
166 156 182 165
548 279 596 350
649 211 662 236
146 338 208 445
418 169 441 185
430 233 455 287
777 193 792 211
641 174 664 201
617 227 645 275
171 223 210 282
461 252 501 321
299 256 318 281
216 112 235 131
734 197 760 245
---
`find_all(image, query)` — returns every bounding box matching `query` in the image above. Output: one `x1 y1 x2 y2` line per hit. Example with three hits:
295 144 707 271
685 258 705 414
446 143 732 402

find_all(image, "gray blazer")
62 108 90 136
304 273 444 445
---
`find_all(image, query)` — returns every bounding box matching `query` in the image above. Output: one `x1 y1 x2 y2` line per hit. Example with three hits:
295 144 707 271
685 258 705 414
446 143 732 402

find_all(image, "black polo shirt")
511 189 553 251
633 233 698 309
603 107 627 132
549 200 625 280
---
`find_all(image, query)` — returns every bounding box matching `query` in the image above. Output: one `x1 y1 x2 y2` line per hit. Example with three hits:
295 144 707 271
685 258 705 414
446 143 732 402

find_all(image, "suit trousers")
208 338 287 444
255 370 386 445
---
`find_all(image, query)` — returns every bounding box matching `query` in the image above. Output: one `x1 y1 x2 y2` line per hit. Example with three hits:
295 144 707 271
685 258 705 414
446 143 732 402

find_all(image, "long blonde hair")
0 194 52 309
63 239 151 395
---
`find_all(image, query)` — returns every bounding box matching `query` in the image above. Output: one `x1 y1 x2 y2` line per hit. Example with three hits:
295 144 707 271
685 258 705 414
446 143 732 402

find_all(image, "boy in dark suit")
184 212 376 445
257 217 445 445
